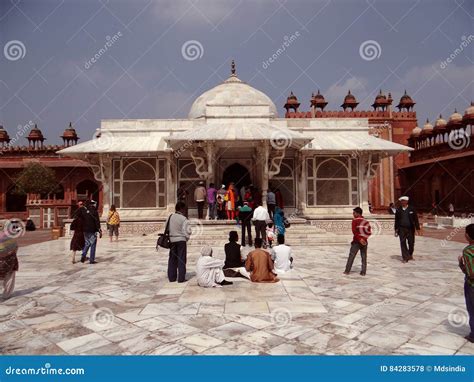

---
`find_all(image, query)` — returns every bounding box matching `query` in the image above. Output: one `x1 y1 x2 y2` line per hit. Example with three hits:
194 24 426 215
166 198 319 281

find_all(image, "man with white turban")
196 246 233 288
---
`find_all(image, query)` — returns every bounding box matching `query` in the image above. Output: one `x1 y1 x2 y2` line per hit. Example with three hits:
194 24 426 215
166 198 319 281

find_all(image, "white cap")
200 245 213 257
398 196 409 201
221 184 225 188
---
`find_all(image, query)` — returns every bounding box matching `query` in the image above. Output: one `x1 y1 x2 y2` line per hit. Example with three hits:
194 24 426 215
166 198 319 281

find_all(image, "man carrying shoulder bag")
165 202 191 283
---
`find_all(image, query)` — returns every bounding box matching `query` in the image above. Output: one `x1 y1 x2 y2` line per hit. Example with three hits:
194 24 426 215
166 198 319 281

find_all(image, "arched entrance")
76 179 99 202
6 186 27 212
222 163 251 190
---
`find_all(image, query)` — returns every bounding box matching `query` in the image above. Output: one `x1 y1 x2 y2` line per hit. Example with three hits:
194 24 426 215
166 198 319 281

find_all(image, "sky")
0 0 473 145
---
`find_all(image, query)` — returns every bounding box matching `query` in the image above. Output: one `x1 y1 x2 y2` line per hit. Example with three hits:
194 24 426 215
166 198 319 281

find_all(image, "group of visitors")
4 191 474 346
177 181 285 222
165 198 293 286
69 200 121 264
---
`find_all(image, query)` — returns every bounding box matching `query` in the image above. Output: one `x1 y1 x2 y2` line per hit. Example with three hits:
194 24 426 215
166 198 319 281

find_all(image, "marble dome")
188 74 278 119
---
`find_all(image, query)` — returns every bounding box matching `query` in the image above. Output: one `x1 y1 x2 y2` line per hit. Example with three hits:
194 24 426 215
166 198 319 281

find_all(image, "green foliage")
13 162 60 196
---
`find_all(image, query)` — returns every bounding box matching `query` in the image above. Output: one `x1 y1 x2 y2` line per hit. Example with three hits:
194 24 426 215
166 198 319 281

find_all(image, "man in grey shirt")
267 189 276 220
167 202 191 282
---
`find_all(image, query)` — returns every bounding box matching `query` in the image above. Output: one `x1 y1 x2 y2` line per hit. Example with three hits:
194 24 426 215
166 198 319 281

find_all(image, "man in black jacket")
394 196 422 263
238 202 253 247
78 200 102 264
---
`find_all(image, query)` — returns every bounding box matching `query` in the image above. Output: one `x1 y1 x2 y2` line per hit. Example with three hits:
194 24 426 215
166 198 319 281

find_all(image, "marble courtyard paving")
1 232 473 355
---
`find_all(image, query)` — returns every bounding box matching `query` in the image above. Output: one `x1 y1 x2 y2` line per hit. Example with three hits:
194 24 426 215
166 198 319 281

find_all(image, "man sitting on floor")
245 238 279 283
196 245 233 288
271 234 293 274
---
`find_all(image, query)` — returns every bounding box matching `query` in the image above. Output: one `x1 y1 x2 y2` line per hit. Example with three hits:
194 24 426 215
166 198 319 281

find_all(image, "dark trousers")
465 281 474 337
268 204 276 220
344 241 367 274
255 220 267 245
196 201 205 219
241 220 252 246
208 202 216 219
398 227 415 260
82 232 97 263
168 241 187 282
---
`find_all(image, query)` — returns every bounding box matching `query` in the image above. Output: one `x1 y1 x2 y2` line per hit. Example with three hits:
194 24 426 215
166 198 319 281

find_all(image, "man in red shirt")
344 207 371 276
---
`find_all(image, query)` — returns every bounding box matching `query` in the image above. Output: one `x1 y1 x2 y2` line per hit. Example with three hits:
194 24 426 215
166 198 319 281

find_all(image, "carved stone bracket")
365 153 381 179
190 142 215 180
268 148 285 179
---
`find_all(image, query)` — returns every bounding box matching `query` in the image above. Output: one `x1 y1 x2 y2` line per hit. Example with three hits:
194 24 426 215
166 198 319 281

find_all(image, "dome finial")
231 60 236 76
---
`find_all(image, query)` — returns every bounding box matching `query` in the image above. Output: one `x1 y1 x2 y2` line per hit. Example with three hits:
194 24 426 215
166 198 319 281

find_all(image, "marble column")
258 142 270 208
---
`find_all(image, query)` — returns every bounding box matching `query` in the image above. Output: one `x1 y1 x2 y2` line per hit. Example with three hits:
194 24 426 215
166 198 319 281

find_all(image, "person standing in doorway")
226 184 236 220
194 181 207 220
107 204 120 242
167 202 191 283
253 203 270 247
395 196 422 263
267 188 276 220
177 183 189 218
78 200 102 264
275 188 284 210
207 183 217 220
344 207 371 276
449 202 455 217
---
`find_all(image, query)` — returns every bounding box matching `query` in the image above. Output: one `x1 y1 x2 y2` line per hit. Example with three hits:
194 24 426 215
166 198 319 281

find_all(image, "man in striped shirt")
459 223 474 342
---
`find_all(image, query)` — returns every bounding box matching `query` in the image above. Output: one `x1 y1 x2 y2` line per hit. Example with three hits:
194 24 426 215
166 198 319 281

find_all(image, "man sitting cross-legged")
245 238 279 283
196 245 233 288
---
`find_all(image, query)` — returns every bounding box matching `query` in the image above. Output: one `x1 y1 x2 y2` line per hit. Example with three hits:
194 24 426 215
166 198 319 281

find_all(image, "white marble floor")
0 232 473 355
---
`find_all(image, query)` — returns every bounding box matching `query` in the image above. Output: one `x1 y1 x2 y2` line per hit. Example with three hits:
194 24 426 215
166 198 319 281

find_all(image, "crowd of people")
2 190 474 345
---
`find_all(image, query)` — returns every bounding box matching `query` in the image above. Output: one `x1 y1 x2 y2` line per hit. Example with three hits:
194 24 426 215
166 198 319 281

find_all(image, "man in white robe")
196 246 233 288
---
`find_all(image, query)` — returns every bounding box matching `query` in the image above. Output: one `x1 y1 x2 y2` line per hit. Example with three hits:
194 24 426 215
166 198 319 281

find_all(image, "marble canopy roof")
164 122 310 150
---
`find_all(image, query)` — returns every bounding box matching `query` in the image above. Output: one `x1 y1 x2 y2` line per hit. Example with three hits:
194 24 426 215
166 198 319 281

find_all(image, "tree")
13 162 60 198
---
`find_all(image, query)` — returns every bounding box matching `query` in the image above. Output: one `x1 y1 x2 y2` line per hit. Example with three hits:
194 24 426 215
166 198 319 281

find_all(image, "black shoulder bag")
156 214 172 250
